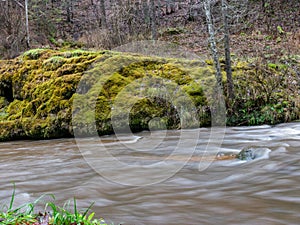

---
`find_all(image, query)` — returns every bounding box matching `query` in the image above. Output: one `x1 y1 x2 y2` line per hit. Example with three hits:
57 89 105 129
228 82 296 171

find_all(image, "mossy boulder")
0 48 299 141
0 49 216 141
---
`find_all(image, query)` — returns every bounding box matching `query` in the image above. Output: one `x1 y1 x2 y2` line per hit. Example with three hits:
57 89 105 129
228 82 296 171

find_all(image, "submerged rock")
236 146 272 161
236 146 255 161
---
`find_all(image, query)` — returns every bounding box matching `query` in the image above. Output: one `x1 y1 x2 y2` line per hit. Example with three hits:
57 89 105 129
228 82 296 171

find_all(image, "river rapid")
0 122 300 225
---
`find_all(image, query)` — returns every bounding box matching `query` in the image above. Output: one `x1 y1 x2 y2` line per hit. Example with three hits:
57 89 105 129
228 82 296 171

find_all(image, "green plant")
45 198 108 225
0 186 111 225
277 25 285 35
0 185 37 224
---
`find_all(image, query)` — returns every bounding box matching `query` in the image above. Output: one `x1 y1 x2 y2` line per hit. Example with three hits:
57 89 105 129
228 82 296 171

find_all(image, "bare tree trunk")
261 0 265 12
142 0 150 25
24 0 30 48
166 0 175 14
187 0 194 21
203 0 223 89
157 0 162 16
222 0 234 99
100 0 107 28
66 0 73 23
150 0 157 40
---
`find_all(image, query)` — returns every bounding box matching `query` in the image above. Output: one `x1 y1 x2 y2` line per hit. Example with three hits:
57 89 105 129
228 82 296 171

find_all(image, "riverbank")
0 48 299 141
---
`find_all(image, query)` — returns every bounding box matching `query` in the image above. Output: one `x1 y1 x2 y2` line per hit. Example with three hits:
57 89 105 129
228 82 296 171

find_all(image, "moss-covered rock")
0 48 299 141
0 48 214 140
0 49 99 140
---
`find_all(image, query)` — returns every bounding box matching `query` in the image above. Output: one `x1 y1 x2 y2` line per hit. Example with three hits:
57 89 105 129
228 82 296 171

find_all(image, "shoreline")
1 121 300 143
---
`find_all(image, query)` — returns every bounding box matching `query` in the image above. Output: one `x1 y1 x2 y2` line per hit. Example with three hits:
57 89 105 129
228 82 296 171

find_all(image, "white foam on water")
223 160 247 166
119 135 143 144
271 146 287 154
252 148 272 161
97 135 143 146
218 148 272 167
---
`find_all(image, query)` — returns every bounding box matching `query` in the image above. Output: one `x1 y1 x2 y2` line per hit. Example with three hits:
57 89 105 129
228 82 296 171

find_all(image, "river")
0 122 300 224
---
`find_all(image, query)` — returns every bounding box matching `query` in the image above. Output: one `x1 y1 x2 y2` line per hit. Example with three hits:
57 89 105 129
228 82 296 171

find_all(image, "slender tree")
221 0 234 99
203 0 223 90
166 0 175 14
65 0 73 23
25 0 30 48
150 0 157 40
142 0 150 24
99 0 107 28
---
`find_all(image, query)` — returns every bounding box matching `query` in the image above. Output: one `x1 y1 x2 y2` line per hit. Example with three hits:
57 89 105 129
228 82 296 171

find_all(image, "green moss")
205 59 213 65
22 48 50 60
0 97 8 108
0 100 8 121
233 61 251 70
7 99 27 120
63 49 95 58
0 49 100 140
268 63 277 69
182 82 207 107
43 56 66 71
129 97 180 131
0 120 24 141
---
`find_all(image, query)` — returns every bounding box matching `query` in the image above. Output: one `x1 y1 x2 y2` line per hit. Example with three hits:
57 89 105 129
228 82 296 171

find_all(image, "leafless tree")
221 0 233 99
0 0 27 58
202 0 252 98
99 0 107 28
203 0 223 89
150 0 157 40
25 0 30 48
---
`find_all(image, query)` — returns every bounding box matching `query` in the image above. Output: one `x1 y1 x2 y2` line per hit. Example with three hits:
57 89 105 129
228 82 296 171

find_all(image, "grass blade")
73 197 78 221
82 202 95 218
8 184 16 211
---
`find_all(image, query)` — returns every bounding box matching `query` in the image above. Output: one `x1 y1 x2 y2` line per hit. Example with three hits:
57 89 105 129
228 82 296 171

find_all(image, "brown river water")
0 122 300 225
